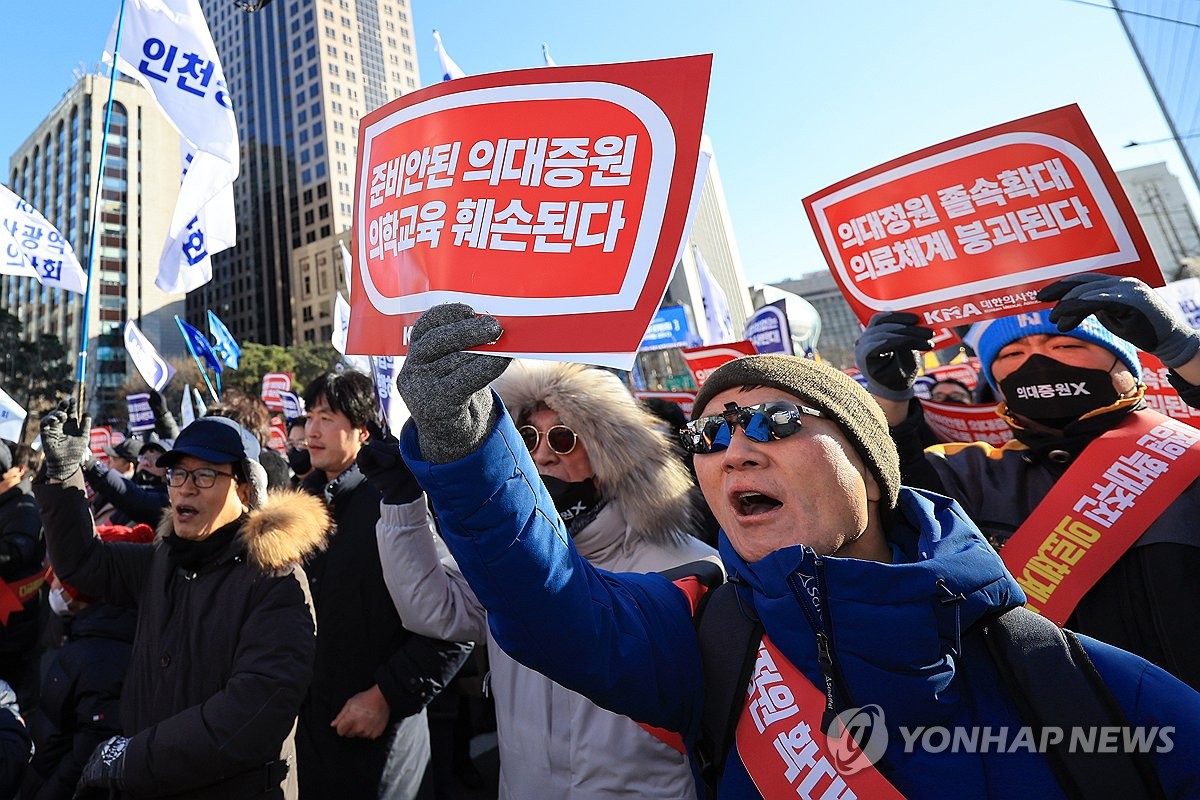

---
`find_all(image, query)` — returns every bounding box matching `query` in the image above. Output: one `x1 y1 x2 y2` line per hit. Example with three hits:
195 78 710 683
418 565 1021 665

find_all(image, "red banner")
1002 411 1200 624
682 341 758 388
261 372 294 413
348 56 712 369
1138 352 1200 429
268 416 288 453
924 361 981 390
804 105 1160 327
918 399 1013 445
633 390 697 417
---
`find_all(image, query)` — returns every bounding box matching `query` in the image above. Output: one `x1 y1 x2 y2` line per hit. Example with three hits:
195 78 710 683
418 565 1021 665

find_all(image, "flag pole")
76 0 129 414
175 315 220 403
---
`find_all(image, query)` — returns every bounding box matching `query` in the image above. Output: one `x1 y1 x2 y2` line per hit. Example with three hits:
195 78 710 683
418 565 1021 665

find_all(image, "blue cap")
158 416 260 467
969 310 1142 390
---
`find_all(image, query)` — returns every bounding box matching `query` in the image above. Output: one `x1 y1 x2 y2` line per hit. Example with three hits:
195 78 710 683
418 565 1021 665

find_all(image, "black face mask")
133 469 163 486
287 447 312 476
541 475 603 535
999 354 1120 429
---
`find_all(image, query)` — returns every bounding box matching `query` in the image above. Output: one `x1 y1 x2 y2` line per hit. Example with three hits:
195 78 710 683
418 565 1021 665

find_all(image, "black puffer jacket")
893 398 1200 691
21 604 136 800
35 471 330 799
297 466 471 800
0 480 44 667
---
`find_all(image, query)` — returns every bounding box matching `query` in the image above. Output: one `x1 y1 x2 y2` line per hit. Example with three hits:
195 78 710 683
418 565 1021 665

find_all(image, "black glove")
395 303 511 464
147 389 180 439
40 399 92 482
1038 273 1200 369
853 312 934 402
76 735 127 796
357 421 422 505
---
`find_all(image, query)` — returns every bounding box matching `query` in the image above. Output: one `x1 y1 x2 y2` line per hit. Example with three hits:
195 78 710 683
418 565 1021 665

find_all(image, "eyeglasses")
166 466 237 489
518 424 579 455
679 401 825 454
930 390 971 403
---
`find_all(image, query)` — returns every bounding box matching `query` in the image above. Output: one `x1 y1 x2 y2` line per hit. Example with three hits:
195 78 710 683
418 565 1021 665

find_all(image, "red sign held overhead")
804 105 1160 328
348 55 712 369
633 390 697 417
89 426 113 466
682 341 758 388
261 372 294 413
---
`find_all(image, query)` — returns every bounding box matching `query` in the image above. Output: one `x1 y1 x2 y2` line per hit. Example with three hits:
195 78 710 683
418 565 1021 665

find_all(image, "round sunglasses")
679 401 825 454
519 424 579 455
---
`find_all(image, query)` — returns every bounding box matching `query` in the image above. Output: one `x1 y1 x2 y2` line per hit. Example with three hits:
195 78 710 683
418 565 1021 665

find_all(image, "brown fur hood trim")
493 360 699 544
156 489 331 571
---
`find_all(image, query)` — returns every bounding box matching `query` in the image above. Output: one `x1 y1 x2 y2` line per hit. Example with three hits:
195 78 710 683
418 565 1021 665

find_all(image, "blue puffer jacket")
401 401 1200 799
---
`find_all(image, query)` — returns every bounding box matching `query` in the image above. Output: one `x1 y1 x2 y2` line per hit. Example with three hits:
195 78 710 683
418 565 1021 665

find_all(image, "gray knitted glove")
39 399 92 481
853 312 934 402
1039 273 1200 369
396 303 511 463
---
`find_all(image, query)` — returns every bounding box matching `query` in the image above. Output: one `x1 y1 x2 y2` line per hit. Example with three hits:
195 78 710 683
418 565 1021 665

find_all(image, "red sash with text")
0 571 46 626
1001 410 1200 625
735 635 904 799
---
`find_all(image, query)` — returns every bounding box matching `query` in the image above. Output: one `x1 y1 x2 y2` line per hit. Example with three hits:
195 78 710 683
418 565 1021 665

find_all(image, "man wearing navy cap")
36 408 331 798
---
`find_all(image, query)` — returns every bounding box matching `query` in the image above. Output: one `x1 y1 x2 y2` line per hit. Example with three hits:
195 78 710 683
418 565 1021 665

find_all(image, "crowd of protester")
0 272 1199 797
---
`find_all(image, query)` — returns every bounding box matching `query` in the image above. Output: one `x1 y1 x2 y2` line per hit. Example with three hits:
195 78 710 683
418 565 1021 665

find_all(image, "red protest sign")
918 399 1014 445
268 416 288 453
925 362 980 391
261 372 294 413
633 390 697 417
682 341 758 388
805 105 1159 328
348 56 712 369
89 426 112 465
1138 353 1200 429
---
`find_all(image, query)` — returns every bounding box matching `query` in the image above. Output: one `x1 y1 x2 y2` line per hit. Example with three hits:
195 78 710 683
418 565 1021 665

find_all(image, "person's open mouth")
174 504 200 522
731 490 783 518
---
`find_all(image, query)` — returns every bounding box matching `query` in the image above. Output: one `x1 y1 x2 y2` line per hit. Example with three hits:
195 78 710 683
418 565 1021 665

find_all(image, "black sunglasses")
679 401 825 454
519 424 579 455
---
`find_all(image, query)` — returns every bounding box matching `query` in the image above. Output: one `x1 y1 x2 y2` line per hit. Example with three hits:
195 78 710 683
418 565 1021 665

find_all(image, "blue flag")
175 316 223 374
207 309 242 370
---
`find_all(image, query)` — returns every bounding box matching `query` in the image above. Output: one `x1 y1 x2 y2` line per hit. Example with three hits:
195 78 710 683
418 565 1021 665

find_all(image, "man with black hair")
297 371 472 800
285 416 312 485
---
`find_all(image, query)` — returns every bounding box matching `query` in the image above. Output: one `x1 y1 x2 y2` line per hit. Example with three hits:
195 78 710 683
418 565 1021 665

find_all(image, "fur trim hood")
493 360 699 544
157 488 331 572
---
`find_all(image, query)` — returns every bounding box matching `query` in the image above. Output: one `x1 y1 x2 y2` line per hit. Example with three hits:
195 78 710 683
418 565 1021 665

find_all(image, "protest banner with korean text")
682 340 757 388
89 427 113 465
349 56 712 369
805 105 1159 328
633 390 697 417
744 301 793 355
261 372 293 413
917 399 1013 445
1139 352 1200 428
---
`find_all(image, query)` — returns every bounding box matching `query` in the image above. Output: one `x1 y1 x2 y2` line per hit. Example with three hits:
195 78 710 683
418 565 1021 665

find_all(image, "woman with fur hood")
367 360 719 799
35 407 330 799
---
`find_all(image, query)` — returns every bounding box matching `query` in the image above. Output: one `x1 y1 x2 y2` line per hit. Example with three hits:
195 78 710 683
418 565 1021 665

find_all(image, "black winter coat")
35 471 331 799
297 466 471 800
21 603 136 800
894 399 1200 691
0 480 44 664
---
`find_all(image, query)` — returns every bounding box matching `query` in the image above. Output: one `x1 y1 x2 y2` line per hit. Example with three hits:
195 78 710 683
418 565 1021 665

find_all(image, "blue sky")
1 0 1195 288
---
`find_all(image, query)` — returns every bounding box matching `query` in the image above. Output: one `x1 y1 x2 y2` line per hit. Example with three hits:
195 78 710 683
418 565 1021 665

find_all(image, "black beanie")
691 355 900 510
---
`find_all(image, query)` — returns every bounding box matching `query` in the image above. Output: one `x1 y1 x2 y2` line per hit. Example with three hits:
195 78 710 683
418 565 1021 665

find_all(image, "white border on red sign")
811 132 1137 311
357 82 676 316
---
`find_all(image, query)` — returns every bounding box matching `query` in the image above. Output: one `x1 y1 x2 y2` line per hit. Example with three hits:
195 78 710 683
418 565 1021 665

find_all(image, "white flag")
0 386 27 443
695 244 735 345
332 292 352 355
0 185 88 294
433 30 466 80
192 386 208 418
339 239 353 300
124 320 176 391
106 0 239 293
180 382 195 428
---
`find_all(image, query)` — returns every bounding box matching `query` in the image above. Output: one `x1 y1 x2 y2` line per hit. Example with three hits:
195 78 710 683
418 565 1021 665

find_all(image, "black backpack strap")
693 581 763 800
982 607 1165 800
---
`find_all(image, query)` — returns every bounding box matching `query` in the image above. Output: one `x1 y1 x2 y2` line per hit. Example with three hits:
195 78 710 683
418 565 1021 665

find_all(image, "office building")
190 0 419 345
1117 161 1200 281
5 74 186 417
